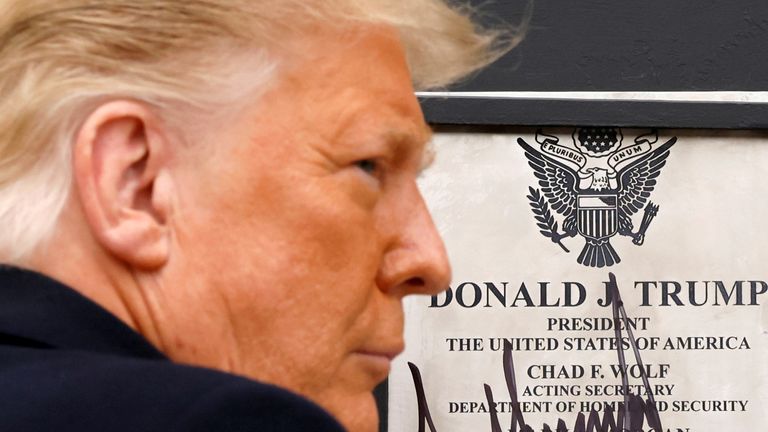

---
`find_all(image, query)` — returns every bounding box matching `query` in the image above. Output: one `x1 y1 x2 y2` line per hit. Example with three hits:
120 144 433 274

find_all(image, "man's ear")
73 100 175 270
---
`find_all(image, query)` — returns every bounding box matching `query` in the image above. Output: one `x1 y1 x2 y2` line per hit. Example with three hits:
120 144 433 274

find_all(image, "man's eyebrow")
419 129 436 174
380 124 434 171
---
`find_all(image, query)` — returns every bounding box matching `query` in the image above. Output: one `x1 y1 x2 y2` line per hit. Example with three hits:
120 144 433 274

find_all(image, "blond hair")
0 0 514 262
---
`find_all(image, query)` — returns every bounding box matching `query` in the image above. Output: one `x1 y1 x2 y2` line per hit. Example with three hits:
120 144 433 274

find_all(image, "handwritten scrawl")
518 128 676 268
408 273 665 432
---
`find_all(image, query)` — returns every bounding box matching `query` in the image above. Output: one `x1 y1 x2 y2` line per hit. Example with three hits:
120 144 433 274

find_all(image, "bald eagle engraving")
519 128 675 268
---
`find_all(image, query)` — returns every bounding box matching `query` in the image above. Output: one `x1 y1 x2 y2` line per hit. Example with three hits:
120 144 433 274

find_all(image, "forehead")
270 24 431 147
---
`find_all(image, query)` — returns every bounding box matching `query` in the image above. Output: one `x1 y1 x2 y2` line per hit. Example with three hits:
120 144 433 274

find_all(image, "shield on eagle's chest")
577 194 618 239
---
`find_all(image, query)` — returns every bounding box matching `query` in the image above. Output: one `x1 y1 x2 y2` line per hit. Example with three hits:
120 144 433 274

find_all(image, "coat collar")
0 265 165 360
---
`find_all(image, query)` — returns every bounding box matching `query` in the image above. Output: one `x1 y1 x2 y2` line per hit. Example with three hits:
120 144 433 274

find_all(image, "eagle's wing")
518 138 578 218
617 138 676 217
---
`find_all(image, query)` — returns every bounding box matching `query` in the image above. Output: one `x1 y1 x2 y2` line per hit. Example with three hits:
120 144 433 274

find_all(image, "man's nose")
376 185 452 297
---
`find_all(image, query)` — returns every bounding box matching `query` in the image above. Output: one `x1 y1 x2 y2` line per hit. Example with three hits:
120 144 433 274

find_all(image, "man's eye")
355 159 377 175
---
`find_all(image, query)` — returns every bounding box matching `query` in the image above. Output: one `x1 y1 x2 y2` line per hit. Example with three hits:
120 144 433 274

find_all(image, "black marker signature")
409 272 664 432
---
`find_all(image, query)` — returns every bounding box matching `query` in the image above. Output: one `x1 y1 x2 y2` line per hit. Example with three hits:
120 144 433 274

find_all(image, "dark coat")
0 266 345 431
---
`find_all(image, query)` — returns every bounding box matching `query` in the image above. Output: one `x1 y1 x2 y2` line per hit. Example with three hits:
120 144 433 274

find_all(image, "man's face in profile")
157 26 451 431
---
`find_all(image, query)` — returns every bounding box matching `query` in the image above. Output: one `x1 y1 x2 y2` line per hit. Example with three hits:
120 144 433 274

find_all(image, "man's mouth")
353 343 404 380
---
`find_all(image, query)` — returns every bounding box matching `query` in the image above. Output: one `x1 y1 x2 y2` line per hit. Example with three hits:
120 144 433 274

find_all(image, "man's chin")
324 390 379 432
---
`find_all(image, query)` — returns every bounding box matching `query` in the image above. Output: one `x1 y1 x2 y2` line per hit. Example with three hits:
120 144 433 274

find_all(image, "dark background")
455 0 768 91
420 0 768 128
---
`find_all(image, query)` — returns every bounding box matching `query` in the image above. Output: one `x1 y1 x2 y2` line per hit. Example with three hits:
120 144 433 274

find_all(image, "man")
0 1 505 430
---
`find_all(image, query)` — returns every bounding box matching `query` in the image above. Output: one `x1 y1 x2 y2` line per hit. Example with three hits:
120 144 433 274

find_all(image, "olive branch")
526 186 570 253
